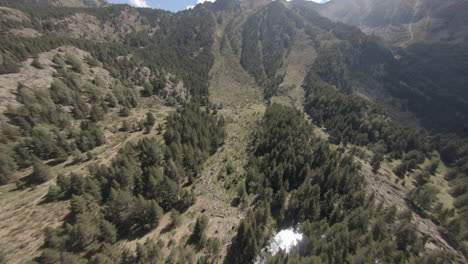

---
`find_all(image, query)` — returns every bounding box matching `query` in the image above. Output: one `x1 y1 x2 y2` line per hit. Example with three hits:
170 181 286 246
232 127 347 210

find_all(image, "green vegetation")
164 103 225 182
31 158 54 183
192 215 209 248
226 104 459 263
36 103 225 263
16 158 55 189
0 147 18 184
239 2 299 98
389 43 468 135
0 0 466 262
0 55 137 184
303 73 430 158
303 68 468 256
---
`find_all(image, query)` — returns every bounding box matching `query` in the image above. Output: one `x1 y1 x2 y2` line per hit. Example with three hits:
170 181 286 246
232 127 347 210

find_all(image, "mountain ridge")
310 0 468 45
0 0 467 263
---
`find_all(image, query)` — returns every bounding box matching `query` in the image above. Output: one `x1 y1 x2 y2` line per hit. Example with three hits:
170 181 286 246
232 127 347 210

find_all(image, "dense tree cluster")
36 103 225 263
303 73 431 158
433 136 468 255
294 3 468 137
303 71 468 255
239 1 300 99
226 104 458 263
164 103 225 182
125 6 216 100
388 43 468 136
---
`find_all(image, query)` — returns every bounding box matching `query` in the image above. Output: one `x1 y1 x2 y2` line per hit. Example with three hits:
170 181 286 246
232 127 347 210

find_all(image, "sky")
108 0 328 12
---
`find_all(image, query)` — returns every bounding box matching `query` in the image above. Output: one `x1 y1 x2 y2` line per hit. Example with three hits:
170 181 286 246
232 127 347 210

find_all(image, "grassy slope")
118 13 267 262
0 46 176 263
270 29 315 109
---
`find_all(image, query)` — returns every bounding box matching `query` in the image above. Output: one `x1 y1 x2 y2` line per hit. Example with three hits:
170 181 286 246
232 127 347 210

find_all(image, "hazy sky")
108 0 328 12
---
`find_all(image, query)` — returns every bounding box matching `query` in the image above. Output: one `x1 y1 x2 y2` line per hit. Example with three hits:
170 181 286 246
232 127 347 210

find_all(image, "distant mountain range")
310 0 468 45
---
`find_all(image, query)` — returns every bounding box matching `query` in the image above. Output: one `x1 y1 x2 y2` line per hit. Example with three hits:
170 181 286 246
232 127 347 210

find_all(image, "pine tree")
68 213 101 251
206 237 221 259
370 152 384 173
121 120 130 132
393 163 408 178
193 215 209 247
89 104 104 122
0 151 17 185
142 82 154 97
146 112 156 127
170 209 182 229
65 52 83 73
119 107 130 117
31 158 54 184
408 184 440 211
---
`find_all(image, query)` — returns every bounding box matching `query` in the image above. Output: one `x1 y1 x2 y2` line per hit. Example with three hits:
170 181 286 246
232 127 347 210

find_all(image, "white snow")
270 229 303 254
255 228 303 264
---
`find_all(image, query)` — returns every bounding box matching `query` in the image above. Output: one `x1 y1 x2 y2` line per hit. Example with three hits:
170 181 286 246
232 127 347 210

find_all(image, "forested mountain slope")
0 0 467 263
311 0 468 45
306 0 468 135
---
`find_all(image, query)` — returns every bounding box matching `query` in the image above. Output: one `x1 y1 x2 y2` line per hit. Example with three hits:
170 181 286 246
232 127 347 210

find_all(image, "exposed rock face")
80 0 108 7
311 0 468 45
47 0 109 8
47 9 152 41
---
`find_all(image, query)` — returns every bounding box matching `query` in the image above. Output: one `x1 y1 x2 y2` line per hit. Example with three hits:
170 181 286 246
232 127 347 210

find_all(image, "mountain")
296 0 468 135
39 0 110 8
49 0 109 8
0 0 109 8
0 0 467 263
311 0 468 46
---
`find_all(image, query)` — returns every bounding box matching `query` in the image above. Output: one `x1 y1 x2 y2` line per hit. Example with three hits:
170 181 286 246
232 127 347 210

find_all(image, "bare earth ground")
0 182 68 263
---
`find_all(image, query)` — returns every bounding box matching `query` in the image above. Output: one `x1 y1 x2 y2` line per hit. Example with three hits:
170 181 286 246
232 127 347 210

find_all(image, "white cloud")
197 0 216 3
186 0 215 10
129 0 149 8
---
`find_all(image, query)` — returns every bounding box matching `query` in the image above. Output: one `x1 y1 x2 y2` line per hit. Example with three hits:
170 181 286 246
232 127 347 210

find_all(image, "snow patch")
255 228 303 264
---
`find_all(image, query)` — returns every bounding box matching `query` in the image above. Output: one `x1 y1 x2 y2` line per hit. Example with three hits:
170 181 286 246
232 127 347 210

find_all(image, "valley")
0 0 466 263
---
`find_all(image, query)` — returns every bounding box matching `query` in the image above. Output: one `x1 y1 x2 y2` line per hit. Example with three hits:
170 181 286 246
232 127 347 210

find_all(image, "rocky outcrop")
47 0 109 8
